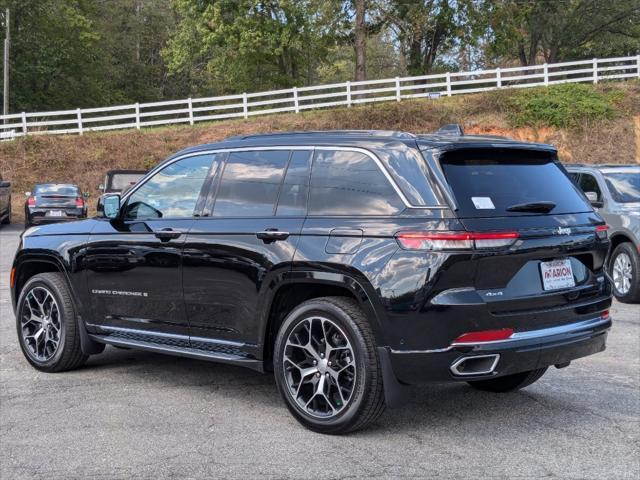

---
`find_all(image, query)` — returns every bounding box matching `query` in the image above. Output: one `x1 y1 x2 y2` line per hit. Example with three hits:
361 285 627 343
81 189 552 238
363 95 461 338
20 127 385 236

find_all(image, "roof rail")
436 124 465 136
225 130 416 141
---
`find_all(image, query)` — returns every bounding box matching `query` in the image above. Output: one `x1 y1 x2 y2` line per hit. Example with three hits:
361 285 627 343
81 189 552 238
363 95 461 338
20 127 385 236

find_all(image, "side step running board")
90 334 264 372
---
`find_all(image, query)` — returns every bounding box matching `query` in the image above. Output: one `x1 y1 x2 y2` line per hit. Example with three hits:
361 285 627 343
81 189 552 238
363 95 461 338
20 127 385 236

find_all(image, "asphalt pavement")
1 224 638 479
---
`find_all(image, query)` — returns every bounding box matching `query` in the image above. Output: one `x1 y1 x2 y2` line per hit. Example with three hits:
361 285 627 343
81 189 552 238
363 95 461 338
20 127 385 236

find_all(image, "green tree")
93 0 180 103
0 0 114 112
163 0 344 94
488 0 640 66
385 0 480 75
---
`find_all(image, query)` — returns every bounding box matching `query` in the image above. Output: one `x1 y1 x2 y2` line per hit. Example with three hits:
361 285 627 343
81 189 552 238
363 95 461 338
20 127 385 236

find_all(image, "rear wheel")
273 297 385 434
1 204 9 224
16 272 88 372
609 242 640 303
467 367 548 393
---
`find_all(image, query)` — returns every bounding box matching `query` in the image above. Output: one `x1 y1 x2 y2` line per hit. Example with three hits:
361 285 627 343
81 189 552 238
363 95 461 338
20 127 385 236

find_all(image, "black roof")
170 129 557 161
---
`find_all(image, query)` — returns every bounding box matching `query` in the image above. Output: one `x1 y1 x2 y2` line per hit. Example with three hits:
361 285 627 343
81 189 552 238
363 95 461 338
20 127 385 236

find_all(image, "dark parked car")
0 173 11 225
11 130 612 434
566 164 640 303
97 169 146 214
24 184 88 227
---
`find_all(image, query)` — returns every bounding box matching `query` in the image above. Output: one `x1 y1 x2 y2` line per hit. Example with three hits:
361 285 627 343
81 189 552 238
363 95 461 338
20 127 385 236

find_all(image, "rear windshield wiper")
506 201 556 213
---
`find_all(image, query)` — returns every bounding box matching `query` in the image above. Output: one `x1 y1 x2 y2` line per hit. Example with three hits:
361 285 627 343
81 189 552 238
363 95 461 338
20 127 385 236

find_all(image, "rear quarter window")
440 149 591 218
308 150 404 216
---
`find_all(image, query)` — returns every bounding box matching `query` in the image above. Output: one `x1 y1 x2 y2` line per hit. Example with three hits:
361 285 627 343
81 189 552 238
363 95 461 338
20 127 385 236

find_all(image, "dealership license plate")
47 210 64 217
540 259 575 291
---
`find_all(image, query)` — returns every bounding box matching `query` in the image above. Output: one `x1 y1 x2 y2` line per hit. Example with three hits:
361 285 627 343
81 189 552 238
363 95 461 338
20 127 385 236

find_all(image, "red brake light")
396 231 519 250
75 197 84 208
595 224 609 240
27 196 36 206
453 328 514 344
601 310 610 319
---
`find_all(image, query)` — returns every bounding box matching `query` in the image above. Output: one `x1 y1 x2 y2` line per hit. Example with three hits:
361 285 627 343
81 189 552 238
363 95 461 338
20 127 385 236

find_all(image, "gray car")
566 164 640 303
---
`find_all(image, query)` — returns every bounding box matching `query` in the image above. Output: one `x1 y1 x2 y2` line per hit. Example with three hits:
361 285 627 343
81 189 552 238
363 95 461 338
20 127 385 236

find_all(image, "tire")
467 367 548 393
15 272 88 372
1 204 9 224
273 296 385 434
609 242 640 303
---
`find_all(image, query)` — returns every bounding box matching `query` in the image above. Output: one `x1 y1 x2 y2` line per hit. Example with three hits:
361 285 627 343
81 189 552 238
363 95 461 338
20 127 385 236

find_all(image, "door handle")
154 228 182 241
256 228 290 243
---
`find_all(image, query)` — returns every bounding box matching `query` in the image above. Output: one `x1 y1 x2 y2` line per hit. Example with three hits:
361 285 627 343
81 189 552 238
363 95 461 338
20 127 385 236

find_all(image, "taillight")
601 310 610 319
396 231 519 250
27 196 36 207
75 197 84 208
453 328 514 344
595 224 609 240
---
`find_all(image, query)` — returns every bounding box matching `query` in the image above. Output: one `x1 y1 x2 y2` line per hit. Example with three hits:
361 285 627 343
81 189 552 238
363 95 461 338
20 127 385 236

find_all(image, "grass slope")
1 82 639 222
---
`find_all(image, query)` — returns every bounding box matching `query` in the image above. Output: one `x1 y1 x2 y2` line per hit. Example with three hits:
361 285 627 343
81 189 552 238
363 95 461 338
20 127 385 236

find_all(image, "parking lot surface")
1 224 638 479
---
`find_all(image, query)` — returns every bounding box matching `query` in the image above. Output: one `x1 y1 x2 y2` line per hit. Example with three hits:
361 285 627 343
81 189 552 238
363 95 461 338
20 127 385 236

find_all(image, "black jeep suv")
10 130 612 434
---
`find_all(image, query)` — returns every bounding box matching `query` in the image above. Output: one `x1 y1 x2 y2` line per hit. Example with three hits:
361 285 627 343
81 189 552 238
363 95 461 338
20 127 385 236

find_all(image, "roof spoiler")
436 124 464 136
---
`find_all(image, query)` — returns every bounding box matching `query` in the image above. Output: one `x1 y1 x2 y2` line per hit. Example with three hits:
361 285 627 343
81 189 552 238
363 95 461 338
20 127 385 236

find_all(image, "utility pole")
3 7 9 121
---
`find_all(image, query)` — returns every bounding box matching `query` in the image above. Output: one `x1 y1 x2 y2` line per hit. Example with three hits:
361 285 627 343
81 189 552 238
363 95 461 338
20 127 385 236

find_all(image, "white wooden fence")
1 55 639 140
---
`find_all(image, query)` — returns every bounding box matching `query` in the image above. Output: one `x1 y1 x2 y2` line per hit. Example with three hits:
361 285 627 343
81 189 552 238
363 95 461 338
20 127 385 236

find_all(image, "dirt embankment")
1 84 639 222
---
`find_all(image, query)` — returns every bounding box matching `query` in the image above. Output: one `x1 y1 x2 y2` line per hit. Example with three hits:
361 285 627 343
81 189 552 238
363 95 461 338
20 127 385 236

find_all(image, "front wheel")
609 242 640 303
467 367 548 393
273 297 385 434
16 272 88 372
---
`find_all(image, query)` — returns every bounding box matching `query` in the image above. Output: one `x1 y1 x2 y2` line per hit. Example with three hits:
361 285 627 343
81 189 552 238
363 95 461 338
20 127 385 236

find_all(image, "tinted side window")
578 173 602 200
309 150 403 216
213 150 289 217
125 154 215 219
276 151 312 216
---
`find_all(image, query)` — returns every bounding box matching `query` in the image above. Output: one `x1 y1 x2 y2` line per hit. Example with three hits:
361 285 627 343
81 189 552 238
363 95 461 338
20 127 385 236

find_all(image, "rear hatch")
33 185 80 209
438 148 610 330
36 194 77 208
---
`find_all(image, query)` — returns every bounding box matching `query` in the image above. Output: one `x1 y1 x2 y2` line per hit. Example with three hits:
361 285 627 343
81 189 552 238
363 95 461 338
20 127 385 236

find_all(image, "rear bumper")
384 315 611 385
28 210 85 224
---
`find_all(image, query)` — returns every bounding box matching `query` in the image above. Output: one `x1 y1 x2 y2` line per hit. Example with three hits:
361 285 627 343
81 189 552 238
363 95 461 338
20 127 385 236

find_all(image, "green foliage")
487 0 640 65
163 0 346 94
0 0 638 113
504 84 621 129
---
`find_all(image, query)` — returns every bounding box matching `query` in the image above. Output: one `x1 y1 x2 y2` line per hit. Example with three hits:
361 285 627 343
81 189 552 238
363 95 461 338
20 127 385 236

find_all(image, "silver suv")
567 164 640 303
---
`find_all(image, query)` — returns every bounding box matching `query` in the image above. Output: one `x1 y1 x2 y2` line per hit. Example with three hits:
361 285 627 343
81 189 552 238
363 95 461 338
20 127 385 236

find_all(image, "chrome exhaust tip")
450 354 500 376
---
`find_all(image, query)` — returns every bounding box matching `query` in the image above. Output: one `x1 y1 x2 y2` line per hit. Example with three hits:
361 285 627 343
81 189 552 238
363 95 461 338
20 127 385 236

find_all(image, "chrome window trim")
120 145 449 211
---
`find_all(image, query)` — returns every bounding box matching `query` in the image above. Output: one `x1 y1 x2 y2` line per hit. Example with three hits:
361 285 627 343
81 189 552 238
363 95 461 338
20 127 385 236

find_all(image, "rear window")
602 171 640 203
34 185 79 196
108 173 145 192
440 150 591 217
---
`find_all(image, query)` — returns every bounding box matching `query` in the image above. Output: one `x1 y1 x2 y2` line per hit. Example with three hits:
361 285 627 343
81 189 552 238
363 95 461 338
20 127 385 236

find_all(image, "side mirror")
98 184 105 192
103 194 121 219
24 191 31 196
0 180 10 188
585 191 603 208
